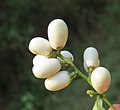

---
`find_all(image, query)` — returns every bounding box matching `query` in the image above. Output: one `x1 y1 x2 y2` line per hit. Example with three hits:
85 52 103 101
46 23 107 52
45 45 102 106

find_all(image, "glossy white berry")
91 67 111 94
32 58 61 78
60 50 74 61
29 37 52 56
83 47 99 68
45 71 71 91
33 55 49 65
83 61 88 72
48 19 68 50
83 59 100 72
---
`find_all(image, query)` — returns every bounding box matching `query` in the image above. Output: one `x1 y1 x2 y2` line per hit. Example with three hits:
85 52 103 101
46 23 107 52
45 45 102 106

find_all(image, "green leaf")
92 97 105 110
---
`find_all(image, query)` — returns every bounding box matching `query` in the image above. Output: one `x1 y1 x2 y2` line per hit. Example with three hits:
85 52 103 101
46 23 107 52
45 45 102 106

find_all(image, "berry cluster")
28 19 119 110
29 19 74 91
83 47 111 94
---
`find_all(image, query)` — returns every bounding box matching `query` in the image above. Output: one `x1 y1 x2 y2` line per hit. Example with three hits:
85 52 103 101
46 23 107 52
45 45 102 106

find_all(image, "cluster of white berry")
28 19 74 91
28 19 111 95
29 19 111 94
28 19 119 110
83 47 111 94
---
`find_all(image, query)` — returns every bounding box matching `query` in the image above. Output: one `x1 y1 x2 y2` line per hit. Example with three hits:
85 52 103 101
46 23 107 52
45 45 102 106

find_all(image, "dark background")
0 0 120 110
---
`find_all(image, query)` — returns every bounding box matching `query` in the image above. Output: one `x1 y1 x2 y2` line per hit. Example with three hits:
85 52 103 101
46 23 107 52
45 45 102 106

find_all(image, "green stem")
58 53 92 86
58 53 115 109
69 62 92 86
102 95 116 110
88 67 94 78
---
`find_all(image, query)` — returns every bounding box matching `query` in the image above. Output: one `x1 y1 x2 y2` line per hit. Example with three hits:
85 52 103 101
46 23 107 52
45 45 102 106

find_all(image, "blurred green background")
0 0 120 110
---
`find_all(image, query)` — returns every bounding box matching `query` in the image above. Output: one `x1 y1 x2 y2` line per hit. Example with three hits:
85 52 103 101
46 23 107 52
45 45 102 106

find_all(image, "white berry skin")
83 59 100 72
61 50 74 61
48 19 68 50
33 55 49 65
83 61 88 72
91 67 111 94
83 47 99 67
45 71 71 91
28 37 52 56
32 58 61 78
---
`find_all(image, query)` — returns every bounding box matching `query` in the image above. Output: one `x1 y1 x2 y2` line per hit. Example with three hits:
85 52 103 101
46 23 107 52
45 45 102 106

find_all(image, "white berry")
29 37 52 56
48 19 68 50
60 50 74 61
32 58 61 78
83 47 99 68
45 71 71 91
91 67 111 94
33 55 49 65
83 59 100 72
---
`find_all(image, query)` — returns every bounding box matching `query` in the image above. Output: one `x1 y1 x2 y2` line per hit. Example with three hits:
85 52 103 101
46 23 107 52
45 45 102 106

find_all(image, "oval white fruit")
45 71 71 91
83 59 100 72
32 58 61 78
33 55 49 65
48 19 68 50
28 37 52 55
61 50 74 61
83 47 99 67
91 67 111 94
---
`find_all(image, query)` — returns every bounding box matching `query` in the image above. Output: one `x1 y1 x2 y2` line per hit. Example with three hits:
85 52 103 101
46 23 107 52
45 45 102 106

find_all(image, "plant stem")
58 53 115 109
88 67 94 78
69 62 92 86
58 53 92 86
102 95 116 110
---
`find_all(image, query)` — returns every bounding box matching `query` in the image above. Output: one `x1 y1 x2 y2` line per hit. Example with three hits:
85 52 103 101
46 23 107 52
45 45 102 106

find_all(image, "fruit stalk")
102 95 116 110
57 53 92 86
58 52 116 110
